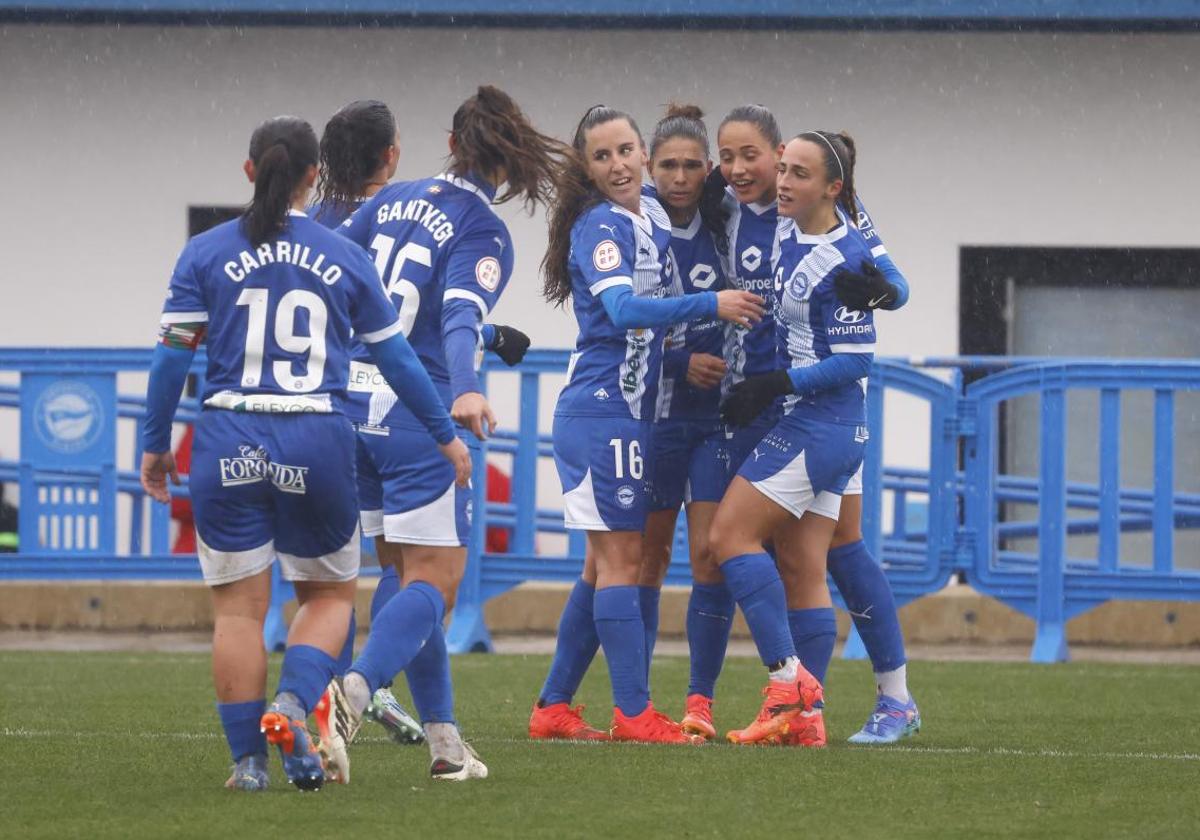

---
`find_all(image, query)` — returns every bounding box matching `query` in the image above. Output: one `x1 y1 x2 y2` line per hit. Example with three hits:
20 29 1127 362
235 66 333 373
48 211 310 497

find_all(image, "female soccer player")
321 86 561 782
638 104 737 741
308 98 529 751
712 129 880 745
714 106 918 745
139 115 468 791
531 105 763 744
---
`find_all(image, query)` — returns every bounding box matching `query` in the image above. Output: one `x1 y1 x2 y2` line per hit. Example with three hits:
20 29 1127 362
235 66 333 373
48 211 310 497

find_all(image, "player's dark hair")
315 99 396 216
242 116 319 247
796 130 858 222
654 104 730 252
719 104 782 148
649 102 708 159
542 105 643 307
449 85 567 212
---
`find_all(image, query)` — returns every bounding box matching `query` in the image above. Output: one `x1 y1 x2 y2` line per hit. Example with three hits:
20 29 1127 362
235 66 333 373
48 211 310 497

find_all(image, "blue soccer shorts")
724 403 782 476
737 412 867 522
188 410 361 586
648 418 729 512
355 422 471 547
552 414 653 532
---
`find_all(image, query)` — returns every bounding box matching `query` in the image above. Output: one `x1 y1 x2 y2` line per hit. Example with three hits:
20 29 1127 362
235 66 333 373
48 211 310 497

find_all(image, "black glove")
491 324 531 367
833 261 896 311
720 370 793 428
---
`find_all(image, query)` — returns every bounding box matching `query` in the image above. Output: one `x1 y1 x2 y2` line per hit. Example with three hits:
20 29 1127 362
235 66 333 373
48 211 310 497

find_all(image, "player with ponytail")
140 115 466 791
530 104 763 745
318 87 560 782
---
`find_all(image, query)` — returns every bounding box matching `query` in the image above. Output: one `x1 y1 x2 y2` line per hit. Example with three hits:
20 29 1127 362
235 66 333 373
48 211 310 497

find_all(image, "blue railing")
3 347 1199 662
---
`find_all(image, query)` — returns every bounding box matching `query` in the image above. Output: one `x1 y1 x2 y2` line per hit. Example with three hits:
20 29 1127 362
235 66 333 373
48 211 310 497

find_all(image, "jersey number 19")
236 288 327 393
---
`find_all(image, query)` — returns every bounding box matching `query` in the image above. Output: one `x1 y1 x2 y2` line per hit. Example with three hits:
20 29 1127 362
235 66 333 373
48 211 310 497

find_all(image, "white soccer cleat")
313 678 360 784
427 723 488 782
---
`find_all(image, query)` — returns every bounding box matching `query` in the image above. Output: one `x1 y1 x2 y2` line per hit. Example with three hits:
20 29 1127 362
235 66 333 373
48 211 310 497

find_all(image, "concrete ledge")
2 580 1199 648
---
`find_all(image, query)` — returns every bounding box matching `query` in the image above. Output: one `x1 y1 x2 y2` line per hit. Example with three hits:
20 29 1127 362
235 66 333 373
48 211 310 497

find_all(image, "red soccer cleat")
680 694 717 741
611 703 705 745
726 668 824 746
781 709 827 748
528 702 610 741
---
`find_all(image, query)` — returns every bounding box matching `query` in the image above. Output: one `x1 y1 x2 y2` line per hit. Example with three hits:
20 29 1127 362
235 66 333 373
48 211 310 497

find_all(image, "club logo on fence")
34 380 104 454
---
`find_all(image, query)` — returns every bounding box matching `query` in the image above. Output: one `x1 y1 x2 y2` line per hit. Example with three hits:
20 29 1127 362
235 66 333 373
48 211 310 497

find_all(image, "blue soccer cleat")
224 753 269 792
847 694 921 745
260 708 325 791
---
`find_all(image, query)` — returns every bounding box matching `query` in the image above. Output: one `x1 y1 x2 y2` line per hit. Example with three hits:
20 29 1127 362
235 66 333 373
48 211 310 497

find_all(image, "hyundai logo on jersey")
835 306 867 324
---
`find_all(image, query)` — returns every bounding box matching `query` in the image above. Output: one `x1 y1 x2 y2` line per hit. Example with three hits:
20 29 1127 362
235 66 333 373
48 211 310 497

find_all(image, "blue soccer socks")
593 585 649 717
539 578 601 706
275 645 338 717
350 581 444 696
720 552 795 668
638 585 661 675
217 698 266 761
828 541 907 673
686 582 735 698
788 607 837 684
405 622 455 724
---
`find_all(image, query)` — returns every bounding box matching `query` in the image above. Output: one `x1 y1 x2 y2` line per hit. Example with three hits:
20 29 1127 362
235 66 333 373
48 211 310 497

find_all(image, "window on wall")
188 206 242 238
959 247 1200 569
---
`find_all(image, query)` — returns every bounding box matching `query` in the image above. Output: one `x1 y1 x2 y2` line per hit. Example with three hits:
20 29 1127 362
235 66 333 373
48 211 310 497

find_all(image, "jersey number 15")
370 234 432 337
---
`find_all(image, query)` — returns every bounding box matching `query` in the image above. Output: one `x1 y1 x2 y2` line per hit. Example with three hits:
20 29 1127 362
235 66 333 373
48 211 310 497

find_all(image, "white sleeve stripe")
589 276 633 295
870 244 888 258
358 319 405 344
160 311 209 324
830 343 876 354
443 288 489 317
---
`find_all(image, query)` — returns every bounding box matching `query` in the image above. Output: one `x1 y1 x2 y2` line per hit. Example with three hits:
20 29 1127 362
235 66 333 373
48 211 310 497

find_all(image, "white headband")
802 131 844 183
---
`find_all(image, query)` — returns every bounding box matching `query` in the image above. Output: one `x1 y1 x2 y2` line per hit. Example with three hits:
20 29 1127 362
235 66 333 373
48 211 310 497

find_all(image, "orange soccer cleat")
680 694 717 741
781 709 827 748
611 703 706 745
528 702 610 741
726 669 824 746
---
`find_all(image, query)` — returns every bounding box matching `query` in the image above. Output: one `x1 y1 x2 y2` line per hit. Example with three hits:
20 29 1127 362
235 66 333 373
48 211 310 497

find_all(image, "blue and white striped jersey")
771 210 877 425
338 172 513 429
555 196 676 420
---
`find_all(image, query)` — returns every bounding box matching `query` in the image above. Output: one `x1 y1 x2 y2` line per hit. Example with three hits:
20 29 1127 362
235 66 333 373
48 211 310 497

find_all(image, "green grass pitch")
2 650 1197 838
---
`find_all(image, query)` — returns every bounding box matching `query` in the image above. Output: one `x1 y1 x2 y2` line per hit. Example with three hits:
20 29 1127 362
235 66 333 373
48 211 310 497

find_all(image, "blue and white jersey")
853 195 890 262
771 210 877 425
657 208 727 421
339 172 514 429
555 195 677 420
160 210 401 413
308 196 365 230
720 189 779 392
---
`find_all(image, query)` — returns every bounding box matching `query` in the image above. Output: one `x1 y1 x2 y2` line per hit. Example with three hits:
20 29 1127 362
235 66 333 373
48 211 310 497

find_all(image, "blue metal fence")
2 347 1198 662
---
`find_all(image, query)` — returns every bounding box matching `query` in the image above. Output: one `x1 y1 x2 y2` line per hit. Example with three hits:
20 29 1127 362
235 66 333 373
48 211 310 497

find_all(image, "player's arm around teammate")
708 131 880 746
634 105 737 741
139 116 463 792
533 106 763 745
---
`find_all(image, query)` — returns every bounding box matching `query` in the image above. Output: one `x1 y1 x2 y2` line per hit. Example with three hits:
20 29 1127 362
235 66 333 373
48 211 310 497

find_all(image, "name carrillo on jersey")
219 445 309 494
224 241 344 285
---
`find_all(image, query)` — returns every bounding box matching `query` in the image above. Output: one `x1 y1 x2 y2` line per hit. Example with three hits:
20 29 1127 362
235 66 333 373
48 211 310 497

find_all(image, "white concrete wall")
1 23 1198 483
